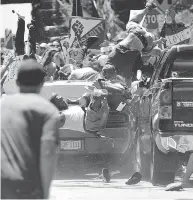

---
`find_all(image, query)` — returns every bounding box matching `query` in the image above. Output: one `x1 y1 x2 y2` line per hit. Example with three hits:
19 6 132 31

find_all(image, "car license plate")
60 140 82 150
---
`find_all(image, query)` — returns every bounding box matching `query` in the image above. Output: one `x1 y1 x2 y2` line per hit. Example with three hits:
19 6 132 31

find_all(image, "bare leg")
166 153 193 191
182 153 193 185
129 8 150 24
129 0 156 24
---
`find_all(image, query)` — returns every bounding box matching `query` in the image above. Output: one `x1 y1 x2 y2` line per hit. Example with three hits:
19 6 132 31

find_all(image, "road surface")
50 178 193 200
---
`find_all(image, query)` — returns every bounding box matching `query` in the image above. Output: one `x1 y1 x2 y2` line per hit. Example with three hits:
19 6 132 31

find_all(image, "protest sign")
69 16 106 49
164 26 191 47
130 1 193 46
3 55 23 94
143 9 162 30
4 29 13 49
67 16 106 65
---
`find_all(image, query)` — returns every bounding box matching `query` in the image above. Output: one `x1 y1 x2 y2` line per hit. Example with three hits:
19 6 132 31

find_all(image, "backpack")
83 88 109 133
94 79 131 111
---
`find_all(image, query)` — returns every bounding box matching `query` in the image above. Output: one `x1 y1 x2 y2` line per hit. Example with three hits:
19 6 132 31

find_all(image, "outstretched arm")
129 8 150 24
40 113 60 199
129 0 156 24
183 153 193 184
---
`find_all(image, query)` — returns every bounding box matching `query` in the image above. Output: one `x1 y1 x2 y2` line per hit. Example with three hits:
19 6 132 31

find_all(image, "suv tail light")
160 90 172 105
159 90 172 119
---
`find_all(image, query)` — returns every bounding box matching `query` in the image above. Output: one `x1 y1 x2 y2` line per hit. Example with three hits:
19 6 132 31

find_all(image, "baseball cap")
17 59 46 86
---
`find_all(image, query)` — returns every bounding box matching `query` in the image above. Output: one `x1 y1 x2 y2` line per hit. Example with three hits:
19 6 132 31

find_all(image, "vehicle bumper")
57 136 132 171
59 137 130 155
155 132 193 154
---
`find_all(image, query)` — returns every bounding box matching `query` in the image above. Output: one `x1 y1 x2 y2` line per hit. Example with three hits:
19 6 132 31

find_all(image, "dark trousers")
1 179 43 199
107 45 143 87
15 18 25 56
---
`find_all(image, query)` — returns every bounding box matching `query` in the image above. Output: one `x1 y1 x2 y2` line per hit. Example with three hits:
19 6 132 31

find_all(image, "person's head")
166 9 176 24
16 59 46 93
42 49 57 68
100 46 111 55
60 64 74 75
50 93 68 111
53 41 61 51
39 43 48 55
48 43 54 48
98 55 108 68
90 60 102 72
101 64 117 81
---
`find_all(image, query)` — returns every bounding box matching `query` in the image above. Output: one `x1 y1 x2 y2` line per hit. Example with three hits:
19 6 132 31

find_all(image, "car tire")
151 139 175 186
133 128 150 180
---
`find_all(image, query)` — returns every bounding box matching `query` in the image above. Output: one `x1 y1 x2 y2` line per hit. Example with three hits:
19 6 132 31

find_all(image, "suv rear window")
166 58 193 78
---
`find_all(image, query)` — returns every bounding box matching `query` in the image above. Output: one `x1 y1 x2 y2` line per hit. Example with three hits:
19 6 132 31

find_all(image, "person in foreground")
1 59 62 199
165 153 193 191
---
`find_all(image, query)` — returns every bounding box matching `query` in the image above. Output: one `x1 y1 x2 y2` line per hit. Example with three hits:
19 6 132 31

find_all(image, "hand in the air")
146 0 157 11
72 20 84 37
158 37 167 44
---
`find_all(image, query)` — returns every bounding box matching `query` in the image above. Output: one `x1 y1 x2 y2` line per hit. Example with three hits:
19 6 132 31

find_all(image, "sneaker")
125 172 142 185
102 168 111 183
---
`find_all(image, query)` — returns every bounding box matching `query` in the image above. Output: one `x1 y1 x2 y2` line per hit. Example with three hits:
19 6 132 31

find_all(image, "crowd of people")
1 0 166 92
1 0 193 199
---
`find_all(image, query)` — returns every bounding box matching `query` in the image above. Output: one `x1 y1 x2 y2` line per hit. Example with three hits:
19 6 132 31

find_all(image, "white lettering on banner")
79 22 104 46
4 29 12 46
166 28 191 46
176 101 193 108
174 121 193 128
5 55 23 82
146 15 157 24
174 123 193 128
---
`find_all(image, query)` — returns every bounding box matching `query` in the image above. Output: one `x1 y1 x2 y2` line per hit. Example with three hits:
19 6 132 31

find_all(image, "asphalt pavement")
50 178 193 200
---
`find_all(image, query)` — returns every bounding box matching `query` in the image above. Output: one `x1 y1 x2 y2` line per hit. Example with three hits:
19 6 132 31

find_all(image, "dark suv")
131 45 193 185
